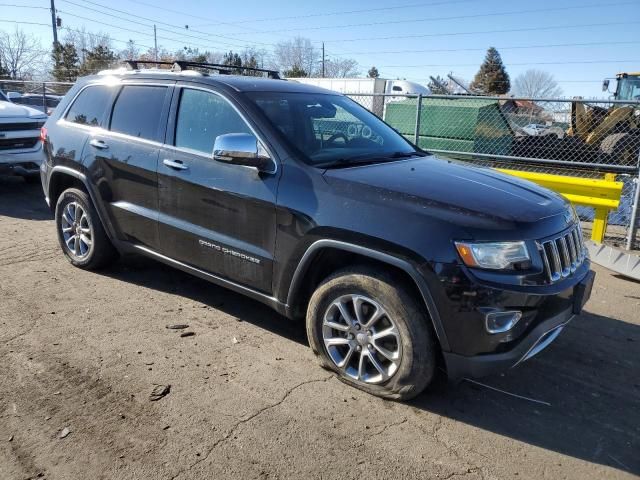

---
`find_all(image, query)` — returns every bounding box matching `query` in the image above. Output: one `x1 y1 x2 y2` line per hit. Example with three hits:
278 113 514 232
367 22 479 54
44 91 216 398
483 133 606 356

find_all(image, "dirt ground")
1 176 639 480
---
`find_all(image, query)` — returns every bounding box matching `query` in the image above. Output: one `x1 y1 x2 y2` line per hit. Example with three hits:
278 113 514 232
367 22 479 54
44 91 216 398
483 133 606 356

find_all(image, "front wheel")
306 266 437 400
55 188 118 269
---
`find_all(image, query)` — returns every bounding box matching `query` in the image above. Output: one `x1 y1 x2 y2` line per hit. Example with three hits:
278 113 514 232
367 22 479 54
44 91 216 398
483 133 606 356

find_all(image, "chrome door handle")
89 139 109 149
163 159 188 170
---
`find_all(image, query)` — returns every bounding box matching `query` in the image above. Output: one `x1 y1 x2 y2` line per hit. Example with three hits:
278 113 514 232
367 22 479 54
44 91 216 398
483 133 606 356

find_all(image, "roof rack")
124 60 281 79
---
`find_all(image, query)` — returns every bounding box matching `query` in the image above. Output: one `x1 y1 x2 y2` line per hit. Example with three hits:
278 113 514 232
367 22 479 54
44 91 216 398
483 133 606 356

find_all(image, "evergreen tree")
51 42 79 82
367 66 380 78
79 45 117 76
470 47 510 95
427 75 449 94
283 65 307 78
0 59 9 78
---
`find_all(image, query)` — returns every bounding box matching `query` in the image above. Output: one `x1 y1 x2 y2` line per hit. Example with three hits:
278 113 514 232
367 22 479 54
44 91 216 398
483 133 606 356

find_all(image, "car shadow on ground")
100 255 639 477
0 176 52 221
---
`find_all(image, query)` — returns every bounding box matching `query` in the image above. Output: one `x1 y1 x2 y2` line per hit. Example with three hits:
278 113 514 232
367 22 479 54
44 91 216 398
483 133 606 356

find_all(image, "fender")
47 165 120 251
285 239 451 352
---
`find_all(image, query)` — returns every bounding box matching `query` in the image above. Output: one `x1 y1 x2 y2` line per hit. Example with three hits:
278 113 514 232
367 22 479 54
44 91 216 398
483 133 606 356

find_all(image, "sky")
3 0 640 98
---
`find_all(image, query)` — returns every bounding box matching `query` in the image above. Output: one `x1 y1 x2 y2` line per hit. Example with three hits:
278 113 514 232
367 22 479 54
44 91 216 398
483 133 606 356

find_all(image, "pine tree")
51 42 80 82
0 59 9 78
367 66 380 78
470 47 510 95
427 75 449 94
284 65 307 78
79 45 117 76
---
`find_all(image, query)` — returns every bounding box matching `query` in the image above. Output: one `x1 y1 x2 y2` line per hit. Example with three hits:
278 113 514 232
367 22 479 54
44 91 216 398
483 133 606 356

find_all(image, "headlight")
455 241 530 270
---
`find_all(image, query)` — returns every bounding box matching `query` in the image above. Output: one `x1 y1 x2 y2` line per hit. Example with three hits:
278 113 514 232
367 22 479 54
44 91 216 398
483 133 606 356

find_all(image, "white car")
0 89 47 182
522 123 559 136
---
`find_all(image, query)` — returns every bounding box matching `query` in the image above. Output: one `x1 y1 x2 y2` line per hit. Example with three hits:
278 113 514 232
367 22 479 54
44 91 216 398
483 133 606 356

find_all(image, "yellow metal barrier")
496 169 623 243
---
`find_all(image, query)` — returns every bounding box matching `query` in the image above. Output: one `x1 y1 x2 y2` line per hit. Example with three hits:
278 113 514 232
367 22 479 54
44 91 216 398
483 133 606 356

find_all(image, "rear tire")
600 132 640 167
306 266 437 400
55 188 118 269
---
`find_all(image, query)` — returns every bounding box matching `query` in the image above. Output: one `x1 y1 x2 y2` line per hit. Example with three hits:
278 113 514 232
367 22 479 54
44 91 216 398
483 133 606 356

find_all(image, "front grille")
0 121 45 132
0 137 39 150
538 223 587 283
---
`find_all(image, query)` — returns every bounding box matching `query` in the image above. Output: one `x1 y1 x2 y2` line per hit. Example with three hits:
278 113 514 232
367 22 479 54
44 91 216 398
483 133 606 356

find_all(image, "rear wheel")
55 188 118 269
306 266 437 400
600 132 640 167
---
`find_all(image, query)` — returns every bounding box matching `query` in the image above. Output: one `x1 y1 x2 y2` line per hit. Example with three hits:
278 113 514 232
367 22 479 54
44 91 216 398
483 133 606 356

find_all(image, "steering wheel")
326 132 348 145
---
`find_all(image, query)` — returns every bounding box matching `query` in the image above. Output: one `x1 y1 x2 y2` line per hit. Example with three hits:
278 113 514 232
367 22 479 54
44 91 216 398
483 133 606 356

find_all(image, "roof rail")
124 60 281 79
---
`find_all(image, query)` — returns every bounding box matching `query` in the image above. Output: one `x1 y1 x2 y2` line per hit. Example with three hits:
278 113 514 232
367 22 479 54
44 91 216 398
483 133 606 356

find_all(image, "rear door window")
174 88 251 155
65 85 113 127
110 85 167 141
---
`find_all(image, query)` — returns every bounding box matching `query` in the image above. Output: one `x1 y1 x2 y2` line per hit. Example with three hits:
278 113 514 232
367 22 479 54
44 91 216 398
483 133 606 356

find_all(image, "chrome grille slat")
538 223 586 284
567 232 578 271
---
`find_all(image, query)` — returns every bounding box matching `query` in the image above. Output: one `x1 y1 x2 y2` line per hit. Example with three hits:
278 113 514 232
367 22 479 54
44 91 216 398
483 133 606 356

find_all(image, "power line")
337 40 640 56
0 19 155 50
188 0 476 27
322 20 640 43
228 1 638 35
383 59 640 68
59 0 276 49
55 10 253 52
0 4 48 9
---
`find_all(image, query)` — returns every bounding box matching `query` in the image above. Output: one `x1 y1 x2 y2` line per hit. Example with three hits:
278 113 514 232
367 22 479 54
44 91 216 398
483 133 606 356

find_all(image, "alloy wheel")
322 294 402 384
60 201 93 259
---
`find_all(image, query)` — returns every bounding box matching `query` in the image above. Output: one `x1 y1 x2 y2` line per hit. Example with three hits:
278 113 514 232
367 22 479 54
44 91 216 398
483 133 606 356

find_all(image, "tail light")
40 126 47 143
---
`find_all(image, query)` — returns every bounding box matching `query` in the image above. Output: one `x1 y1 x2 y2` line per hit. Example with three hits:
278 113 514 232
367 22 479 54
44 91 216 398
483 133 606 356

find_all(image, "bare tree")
324 58 359 78
513 69 563 98
273 37 319 76
0 27 46 79
120 40 139 61
63 27 112 64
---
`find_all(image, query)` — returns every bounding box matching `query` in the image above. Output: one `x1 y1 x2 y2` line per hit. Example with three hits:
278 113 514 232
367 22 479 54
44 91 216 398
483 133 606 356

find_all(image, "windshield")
245 91 422 167
616 77 640 101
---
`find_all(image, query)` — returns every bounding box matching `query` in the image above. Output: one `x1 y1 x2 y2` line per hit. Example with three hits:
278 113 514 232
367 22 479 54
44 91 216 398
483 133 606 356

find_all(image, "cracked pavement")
1 177 639 480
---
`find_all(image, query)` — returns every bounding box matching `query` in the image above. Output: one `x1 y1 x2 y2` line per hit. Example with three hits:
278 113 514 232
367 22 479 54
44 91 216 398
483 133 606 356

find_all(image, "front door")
158 85 279 293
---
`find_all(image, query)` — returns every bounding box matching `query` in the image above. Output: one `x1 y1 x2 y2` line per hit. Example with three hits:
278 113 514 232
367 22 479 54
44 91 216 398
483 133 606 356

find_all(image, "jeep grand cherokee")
40 62 594 400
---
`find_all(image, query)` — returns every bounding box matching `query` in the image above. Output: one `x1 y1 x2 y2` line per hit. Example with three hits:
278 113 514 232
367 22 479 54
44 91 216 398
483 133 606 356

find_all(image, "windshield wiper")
316 150 426 169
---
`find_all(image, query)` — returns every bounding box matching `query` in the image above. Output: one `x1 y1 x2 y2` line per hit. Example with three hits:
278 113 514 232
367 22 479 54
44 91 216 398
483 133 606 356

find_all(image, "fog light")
484 310 522 334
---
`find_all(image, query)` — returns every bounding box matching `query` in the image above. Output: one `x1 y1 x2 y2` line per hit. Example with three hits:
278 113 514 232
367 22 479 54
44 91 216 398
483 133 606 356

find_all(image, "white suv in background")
0 89 47 182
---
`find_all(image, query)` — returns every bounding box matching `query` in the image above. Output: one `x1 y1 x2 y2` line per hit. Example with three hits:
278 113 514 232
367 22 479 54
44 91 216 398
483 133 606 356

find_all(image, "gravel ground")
1 176 639 480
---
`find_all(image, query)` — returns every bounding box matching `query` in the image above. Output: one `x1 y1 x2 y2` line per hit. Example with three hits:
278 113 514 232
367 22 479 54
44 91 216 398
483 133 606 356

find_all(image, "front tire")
55 188 118 269
306 266 437 400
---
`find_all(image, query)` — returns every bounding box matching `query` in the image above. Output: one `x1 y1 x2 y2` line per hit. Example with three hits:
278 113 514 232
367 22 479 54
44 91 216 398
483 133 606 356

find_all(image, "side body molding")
286 239 451 352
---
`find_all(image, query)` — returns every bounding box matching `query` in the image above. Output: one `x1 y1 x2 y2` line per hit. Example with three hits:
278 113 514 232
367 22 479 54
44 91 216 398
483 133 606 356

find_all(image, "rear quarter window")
65 85 114 127
109 85 167 141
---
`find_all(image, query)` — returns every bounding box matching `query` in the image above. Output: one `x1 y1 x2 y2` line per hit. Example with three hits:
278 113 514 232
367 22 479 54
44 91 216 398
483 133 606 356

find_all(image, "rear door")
157 84 279 293
85 81 173 250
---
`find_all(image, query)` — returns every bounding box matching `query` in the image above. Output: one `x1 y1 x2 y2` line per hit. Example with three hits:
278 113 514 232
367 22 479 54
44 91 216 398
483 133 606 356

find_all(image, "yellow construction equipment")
567 72 640 166
496 169 623 243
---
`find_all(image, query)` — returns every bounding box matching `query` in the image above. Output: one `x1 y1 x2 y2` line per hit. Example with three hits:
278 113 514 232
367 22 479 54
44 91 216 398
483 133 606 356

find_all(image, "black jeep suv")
40 63 594 400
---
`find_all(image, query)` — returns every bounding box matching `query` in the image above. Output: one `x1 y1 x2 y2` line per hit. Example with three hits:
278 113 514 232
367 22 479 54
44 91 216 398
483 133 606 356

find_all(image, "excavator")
567 72 640 166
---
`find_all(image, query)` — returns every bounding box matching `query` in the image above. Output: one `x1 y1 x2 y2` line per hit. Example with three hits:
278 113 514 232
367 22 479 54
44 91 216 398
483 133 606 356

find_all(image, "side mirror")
213 133 275 173
602 79 610 92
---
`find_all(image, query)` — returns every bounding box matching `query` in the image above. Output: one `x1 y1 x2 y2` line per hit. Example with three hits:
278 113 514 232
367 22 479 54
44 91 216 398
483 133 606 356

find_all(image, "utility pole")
322 42 325 78
153 25 158 65
50 0 58 46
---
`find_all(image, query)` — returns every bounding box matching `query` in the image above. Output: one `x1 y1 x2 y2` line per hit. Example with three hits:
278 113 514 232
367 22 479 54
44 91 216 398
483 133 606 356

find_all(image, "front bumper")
0 144 45 176
443 270 595 380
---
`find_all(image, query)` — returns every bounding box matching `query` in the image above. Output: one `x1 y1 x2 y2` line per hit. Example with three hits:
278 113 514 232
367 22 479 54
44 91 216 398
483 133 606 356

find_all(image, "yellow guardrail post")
495 169 623 243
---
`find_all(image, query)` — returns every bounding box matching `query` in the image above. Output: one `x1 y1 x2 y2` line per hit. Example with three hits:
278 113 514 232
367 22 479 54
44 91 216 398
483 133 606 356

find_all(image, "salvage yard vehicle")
40 61 594 400
0 88 48 182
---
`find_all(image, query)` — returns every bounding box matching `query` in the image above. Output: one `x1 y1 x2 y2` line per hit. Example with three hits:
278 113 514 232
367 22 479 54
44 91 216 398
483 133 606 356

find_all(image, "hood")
322 155 570 224
0 100 48 120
